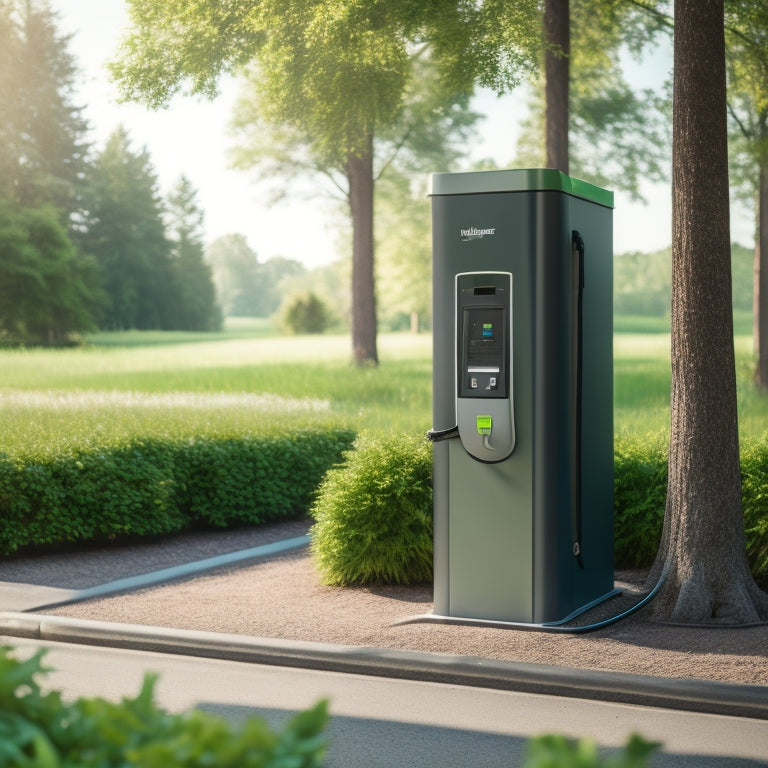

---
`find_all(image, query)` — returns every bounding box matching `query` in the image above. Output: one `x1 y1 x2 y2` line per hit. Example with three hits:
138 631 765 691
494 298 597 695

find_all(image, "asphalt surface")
7 636 768 768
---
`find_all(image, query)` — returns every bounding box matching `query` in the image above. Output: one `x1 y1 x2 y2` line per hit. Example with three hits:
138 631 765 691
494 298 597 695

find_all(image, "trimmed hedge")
0 429 354 556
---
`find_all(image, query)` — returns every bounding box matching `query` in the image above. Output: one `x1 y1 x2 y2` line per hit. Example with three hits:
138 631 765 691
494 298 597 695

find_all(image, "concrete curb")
1 611 766 721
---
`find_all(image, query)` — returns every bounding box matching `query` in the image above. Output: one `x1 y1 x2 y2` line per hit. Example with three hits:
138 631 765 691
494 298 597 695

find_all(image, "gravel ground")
2 517 766 688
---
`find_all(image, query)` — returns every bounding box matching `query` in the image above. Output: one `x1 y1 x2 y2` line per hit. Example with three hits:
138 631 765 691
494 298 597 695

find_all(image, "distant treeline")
614 243 753 318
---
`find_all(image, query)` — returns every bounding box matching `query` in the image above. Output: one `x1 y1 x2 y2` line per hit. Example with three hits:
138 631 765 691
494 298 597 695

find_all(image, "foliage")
0 326 767 587
374 169 432 332
0 429 354 556
279 291 333 334
173 431 354 528
78 127 176 330
0 645 328 768
0 1 89 212
0 645 664 768
725 0 768 200
111 0 540 365
206 234 306 318
310 431 433 586
613 434 668 568
740 439 768 590
306 427 768 591
0 202 103 344
165 176 222 332
523 732 660 768
614 243 752 318
514 0 671 198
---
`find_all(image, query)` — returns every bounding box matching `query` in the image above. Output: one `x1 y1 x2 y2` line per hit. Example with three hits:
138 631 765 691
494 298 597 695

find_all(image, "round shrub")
309 431 433 586
279 291 332 334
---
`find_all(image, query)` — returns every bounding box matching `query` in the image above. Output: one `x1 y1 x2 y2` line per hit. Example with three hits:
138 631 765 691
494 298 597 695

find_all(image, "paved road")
5 637 767 767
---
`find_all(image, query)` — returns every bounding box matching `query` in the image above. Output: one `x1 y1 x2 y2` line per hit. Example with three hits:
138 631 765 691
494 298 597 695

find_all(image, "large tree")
544 0 569 172
229 54 480 336
79 127 174 330
0 202 103 344
646 0 768 623
0 0 88 214
165 176 222 331
109 0 540 365
517 0 670 196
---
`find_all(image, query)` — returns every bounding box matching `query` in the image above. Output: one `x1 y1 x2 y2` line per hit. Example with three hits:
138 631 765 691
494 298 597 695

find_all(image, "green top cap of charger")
428 168 613 209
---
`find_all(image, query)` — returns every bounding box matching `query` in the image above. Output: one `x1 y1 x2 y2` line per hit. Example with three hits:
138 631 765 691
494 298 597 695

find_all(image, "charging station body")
430 169 614 625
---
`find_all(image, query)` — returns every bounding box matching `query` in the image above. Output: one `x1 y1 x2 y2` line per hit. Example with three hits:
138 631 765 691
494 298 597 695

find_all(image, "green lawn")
0 318 765 456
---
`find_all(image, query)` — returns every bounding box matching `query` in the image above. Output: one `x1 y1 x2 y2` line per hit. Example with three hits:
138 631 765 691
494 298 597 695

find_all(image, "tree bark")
753 162 768 388
544 0 569 174
647 0 768 623
346 136 378 366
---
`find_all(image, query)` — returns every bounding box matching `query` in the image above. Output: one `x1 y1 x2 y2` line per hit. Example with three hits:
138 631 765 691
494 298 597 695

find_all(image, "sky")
53 0 754 271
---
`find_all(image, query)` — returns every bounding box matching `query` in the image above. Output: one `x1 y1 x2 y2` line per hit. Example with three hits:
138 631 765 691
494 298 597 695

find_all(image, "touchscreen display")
465 307 505 368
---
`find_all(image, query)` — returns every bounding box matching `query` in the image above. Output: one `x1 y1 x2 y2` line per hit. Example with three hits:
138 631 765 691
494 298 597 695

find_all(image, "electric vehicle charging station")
429 169 616 626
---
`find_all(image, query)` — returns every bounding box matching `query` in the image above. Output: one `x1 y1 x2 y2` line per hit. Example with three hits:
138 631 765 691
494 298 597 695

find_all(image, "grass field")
0 317 766 456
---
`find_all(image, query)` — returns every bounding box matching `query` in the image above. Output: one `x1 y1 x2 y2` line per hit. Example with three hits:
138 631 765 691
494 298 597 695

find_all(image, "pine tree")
80 127 174 330
165 176 221 331
0 0 89 214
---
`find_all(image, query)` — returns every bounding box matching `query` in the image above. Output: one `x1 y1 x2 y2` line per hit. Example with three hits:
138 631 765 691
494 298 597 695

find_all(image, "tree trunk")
754 163 768 388
544 0 569 174
646 0 768 623
346 136 378 366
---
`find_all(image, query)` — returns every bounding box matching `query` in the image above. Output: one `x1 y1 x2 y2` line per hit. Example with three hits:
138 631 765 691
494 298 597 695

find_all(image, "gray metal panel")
430 168 571 196
431 440 450 616
448 440 533 622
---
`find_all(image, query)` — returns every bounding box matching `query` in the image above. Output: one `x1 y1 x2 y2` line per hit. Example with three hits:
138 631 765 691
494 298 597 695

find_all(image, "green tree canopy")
165 176 222 331
206 234 306 318
0 202 103 344
515 0 671 198
0 0 89 214
78 126 174 330
110 0 541 364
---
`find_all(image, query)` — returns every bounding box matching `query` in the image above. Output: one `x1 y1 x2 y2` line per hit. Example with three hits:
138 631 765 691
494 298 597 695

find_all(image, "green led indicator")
476 415 492 435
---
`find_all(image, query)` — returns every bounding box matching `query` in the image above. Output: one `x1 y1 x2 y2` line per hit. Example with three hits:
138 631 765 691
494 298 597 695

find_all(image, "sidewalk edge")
1 611 765 720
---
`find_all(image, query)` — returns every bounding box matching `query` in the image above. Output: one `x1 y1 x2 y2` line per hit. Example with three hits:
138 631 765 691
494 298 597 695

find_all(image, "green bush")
0 645 328 767
523 732 659 768
739 439 768 590
0 429 355 556
279 292 332 334
613 434 668 568
310 431 433 586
